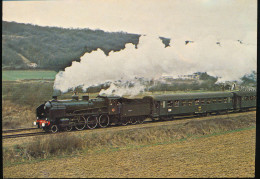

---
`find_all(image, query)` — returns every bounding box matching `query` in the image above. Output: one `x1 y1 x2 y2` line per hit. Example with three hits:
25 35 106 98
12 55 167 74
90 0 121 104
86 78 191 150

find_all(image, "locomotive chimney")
72 92 79 100
52 95 58 100
82 95 89 101
72 95 79 100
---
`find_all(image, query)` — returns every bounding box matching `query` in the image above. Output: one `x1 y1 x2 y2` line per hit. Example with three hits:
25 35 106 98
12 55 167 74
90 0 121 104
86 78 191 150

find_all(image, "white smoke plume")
99 80 147 97
54 35 256 96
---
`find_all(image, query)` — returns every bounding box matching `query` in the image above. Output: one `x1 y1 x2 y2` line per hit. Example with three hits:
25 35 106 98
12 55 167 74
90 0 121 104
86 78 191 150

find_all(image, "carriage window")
201 99 205 105
195 99 199 105
188 100 193 106
250 96 254 100
212 99 217 103
218 98 222 103
167 101 173 107
207 99 211 104
244 96 249 101
162 101 166 108
174 100 179 107
182 100 187 106
223 98 227 103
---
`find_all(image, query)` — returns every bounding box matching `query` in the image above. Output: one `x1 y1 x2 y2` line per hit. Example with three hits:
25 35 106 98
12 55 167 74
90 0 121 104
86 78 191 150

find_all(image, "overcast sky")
3 0 257 43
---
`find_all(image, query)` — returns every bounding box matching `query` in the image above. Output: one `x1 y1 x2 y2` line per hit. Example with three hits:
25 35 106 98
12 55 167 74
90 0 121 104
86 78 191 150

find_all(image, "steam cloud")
54 35 256 96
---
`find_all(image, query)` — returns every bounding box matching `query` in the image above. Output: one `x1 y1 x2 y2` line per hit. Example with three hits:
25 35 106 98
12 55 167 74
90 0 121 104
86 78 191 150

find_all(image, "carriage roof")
144 92 233 101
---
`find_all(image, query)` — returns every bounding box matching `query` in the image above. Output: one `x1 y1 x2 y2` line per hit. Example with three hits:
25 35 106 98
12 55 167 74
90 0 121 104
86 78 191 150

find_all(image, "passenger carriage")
144 92 235 119
232 91 256 110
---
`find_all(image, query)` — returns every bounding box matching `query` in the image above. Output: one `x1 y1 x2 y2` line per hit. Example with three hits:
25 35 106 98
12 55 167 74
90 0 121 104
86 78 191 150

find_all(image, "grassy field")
2 70 57 81
4 128 255 178
3 111 256 178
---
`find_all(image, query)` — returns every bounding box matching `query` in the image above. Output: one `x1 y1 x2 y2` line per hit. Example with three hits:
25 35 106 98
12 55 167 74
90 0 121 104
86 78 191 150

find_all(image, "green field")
2 70 57 81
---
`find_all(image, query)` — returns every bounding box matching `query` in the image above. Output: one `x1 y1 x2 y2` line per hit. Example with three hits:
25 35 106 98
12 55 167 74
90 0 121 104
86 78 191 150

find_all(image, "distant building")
178 74 200 80
159 73 200 81
28 63 38 68
160 76 174 80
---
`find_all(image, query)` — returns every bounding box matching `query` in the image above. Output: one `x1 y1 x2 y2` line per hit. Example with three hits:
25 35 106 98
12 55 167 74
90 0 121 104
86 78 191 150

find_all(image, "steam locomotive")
34 91 256 133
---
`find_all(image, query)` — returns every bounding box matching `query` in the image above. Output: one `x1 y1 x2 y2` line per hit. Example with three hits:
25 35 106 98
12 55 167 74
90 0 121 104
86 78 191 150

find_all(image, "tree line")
2 21 170 71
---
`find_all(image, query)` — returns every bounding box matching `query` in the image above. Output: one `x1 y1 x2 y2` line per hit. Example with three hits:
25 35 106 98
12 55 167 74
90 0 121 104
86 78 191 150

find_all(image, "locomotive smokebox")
82 95 89 101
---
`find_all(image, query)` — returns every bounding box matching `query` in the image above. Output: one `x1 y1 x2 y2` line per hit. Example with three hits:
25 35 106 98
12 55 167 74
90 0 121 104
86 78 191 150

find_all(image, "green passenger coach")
144 92 235 118
232 91 256 110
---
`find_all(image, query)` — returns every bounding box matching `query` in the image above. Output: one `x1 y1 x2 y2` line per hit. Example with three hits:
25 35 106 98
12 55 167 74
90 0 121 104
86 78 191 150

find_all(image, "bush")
26 133 84 158
3 133 84 163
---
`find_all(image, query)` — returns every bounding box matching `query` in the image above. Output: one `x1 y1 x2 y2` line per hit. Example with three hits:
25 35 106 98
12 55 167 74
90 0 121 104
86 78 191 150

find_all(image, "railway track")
3 131 47 139
3 127 39 133
2 109 255 139
2 127 45 139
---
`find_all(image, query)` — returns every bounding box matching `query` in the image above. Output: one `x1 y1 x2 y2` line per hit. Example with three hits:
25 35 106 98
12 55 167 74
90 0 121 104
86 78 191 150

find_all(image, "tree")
241 71 257 85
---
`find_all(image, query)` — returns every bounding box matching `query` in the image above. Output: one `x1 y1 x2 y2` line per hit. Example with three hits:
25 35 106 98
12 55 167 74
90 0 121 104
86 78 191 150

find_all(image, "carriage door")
233 95 241 109
237 96 242 109
153 101 160 117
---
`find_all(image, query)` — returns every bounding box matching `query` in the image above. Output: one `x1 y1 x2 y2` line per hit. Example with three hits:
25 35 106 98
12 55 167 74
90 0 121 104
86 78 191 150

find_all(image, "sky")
3 0 257 42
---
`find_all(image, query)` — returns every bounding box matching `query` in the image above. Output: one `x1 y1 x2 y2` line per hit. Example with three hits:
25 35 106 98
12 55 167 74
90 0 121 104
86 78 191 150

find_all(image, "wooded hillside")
3 21 169 71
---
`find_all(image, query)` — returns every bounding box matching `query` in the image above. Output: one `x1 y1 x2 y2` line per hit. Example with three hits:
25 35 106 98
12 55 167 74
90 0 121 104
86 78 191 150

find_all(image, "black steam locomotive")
34 91 256 133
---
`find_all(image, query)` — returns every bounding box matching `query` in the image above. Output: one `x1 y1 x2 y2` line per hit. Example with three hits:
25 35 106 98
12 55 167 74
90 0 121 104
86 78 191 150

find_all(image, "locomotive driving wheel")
138 117 145 124
87 116 98 129
75 116 86 130
121 117 129 126
65 125 73 131
98 114 110 128
50 124 59 133
131 118 138 125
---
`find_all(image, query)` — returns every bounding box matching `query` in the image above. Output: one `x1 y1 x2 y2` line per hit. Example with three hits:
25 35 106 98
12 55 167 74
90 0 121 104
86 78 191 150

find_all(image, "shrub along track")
2 110 255 144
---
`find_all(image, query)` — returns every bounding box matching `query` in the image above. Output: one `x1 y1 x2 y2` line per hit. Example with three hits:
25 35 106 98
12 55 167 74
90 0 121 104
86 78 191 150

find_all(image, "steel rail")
2 132 47 139
3 127 39 133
